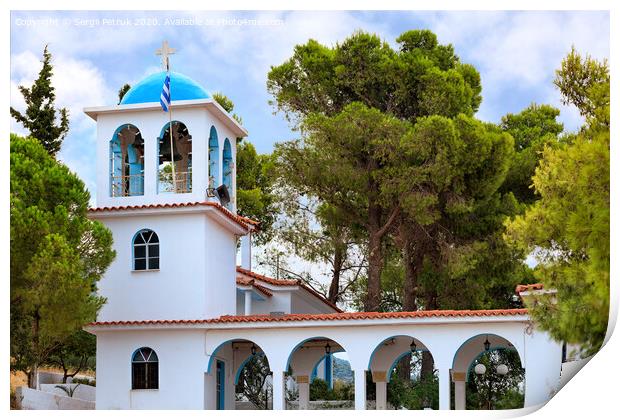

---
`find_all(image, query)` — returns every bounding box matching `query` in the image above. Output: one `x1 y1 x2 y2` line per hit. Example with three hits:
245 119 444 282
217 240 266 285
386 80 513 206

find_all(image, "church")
83 43 567 410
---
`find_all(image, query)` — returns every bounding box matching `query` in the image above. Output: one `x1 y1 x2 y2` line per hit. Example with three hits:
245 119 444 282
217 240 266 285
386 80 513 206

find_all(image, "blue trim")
324 353 333 389
222 138 233 209
208 126 219 188
120 71 210 105
285 336 345 373
109 123 143 197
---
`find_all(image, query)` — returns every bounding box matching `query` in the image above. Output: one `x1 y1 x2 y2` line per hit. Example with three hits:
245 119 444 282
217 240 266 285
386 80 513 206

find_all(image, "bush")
310 378 353 401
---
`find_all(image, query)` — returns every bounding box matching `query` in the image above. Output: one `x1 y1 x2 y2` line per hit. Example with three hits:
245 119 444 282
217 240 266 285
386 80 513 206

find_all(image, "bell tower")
85 42 250 322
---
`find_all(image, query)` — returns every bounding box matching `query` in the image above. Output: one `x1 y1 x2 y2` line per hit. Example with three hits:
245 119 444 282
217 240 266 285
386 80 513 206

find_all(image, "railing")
110 174 144 197
158 170 192 194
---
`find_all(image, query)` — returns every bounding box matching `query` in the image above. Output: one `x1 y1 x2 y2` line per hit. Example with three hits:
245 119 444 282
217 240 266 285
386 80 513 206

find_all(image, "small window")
133 229 159 270
132 347 159 390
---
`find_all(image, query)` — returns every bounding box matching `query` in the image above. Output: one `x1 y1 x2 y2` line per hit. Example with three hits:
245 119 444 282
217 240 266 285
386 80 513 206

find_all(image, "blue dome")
120 71 210 105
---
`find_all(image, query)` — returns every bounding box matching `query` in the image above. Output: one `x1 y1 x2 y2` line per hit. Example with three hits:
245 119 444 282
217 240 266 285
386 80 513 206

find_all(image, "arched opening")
222 138 233 209
367 335 438 410
286 337 354 410
206 339 272 410
208 126 219 189
158 121 192 193
451 334 524 410
109 124 144 197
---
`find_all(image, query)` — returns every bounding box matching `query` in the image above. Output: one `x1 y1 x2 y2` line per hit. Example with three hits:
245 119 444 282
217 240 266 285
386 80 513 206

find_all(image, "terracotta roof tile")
236 267 342 312
88 201 257 230
88 308 528 327
236 277 273 297
515 283 545 293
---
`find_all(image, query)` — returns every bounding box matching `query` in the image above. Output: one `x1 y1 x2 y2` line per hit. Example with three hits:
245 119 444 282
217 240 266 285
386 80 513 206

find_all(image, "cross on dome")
155 40 176 71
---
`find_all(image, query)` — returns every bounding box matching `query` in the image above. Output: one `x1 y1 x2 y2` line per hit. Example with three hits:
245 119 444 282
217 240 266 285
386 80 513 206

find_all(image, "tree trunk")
328 244 344 304
397 355 410 382
401 224 423 312
420 351 434 382
29 311 41 389
365 203 383 312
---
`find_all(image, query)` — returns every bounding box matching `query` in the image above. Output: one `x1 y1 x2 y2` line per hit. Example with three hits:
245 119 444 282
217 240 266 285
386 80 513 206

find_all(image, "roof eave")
83 98 248 138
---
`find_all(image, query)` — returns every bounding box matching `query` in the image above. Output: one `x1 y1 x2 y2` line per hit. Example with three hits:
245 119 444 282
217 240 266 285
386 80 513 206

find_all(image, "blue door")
216 360 225 410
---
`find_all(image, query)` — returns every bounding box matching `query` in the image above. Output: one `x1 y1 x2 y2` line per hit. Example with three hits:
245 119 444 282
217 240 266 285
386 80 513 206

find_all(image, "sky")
10 10 610 201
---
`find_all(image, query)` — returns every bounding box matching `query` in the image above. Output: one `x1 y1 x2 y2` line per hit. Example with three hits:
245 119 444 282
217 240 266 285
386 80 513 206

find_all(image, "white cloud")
11 50 115 134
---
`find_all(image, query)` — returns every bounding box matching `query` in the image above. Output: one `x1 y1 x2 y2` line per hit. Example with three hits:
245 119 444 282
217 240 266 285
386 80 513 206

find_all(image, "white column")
354 369 366 410
454 379 466 410
241 233 252 270
244 290 252 315
297 375 310 410
376 381 387 410
438 367 451 410
272 370 285 410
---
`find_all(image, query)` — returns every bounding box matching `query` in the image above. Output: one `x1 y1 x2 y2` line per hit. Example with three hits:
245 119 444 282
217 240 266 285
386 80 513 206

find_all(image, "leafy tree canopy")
10 46 69 157
10 134 115 386
505 49 610 355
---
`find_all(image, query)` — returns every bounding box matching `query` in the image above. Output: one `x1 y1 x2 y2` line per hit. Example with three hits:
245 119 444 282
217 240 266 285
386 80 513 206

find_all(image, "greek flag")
160 74 171 112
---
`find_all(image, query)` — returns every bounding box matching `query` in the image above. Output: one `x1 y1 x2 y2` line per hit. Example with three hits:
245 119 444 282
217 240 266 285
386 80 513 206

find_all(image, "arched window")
222 138 233 209
132 347 159 390
158 121 192 193
208 126 219 189
133 229 159 270
110 124 144 197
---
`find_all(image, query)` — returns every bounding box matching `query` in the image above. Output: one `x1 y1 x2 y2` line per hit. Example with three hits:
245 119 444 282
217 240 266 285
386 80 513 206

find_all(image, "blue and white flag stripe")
160 74 171 112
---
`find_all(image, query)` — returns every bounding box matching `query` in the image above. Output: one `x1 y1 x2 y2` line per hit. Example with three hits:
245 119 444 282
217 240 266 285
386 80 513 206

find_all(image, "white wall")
95 329 208 409
17 387 95 410
204 218 237 319
98 213 208 321
40 384 96 402
250 290 292 315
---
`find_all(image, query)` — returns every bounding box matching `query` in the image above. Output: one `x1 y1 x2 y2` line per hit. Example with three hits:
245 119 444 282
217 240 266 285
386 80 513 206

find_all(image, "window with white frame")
133 229 159 270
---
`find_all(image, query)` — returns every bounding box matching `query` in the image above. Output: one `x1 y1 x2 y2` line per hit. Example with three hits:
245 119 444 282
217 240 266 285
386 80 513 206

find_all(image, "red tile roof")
88 309 528 327
236 277 273 297
236 267 298 286
236 267 343 312
515 283 545 293
88 201 258 230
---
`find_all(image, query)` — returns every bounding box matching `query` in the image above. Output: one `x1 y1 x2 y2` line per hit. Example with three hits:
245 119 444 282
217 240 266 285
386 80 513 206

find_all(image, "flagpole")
167 68 177 193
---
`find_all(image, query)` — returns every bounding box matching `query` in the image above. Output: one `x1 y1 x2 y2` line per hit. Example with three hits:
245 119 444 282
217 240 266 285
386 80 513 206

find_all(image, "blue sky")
10 10 610 200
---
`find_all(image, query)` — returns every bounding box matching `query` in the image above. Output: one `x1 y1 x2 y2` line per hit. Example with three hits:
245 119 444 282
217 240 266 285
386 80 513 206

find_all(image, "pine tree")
10 45 69 157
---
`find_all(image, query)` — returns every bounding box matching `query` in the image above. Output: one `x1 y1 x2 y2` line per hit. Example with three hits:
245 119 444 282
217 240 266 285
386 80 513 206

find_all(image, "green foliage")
554 46 610 129
465 349 524 410
387 372 439 410
10 134 115 386
309 378 354 401
10 46 69 157
213 92 243 125
117 84 131 104
210 92 277 242
500 103 564 205
505 50 609 355
268 29 481 123
54 383 80 398
236 140 277 244
270 29 525 312
236 354 271 409
49 330 96 382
